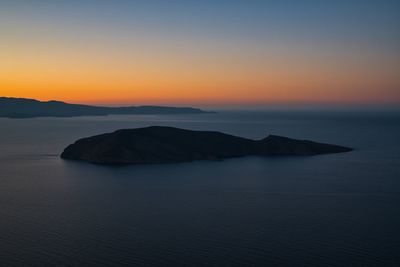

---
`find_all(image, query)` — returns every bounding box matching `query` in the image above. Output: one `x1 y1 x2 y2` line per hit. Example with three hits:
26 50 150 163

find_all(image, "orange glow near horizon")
2 38 399 107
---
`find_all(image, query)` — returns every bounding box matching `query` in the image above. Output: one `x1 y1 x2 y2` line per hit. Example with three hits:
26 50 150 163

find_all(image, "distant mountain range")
0 97 211 118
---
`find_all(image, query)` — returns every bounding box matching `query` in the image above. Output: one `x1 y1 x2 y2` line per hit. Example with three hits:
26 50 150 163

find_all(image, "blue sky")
1 1 399 106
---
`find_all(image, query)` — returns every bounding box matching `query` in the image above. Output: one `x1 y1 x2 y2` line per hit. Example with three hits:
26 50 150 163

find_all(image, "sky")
0 0 399 107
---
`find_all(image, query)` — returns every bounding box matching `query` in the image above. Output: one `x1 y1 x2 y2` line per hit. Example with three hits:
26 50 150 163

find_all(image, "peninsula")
61 126 352 164
0 97 210 118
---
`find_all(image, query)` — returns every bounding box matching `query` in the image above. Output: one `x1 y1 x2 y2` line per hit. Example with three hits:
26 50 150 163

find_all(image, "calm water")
1 111 400 266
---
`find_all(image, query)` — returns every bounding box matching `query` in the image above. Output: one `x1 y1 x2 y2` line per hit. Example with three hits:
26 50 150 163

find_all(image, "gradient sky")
1 0 399 107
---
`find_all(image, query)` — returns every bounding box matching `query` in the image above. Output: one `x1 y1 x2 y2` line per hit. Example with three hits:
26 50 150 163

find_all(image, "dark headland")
0 97 211 118
61 126 353 164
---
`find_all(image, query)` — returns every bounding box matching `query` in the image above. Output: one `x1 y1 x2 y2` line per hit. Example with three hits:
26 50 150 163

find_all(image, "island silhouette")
0 97 210 118
61 126 353 165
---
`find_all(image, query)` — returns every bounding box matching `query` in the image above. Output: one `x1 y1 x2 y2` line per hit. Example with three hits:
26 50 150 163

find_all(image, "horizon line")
2 95 400 111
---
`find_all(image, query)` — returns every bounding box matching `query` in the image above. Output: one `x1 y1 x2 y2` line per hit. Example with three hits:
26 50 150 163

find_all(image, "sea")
1 110 399 266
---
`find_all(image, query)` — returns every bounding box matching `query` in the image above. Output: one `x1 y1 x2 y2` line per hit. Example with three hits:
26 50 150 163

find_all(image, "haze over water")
1 110 399 266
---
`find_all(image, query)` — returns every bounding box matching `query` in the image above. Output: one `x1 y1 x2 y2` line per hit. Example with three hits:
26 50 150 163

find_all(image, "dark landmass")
0 97 210 118
61 126 353 164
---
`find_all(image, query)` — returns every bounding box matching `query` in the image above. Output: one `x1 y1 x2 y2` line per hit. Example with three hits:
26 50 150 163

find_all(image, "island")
0 97 211 118
61 126 353 164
